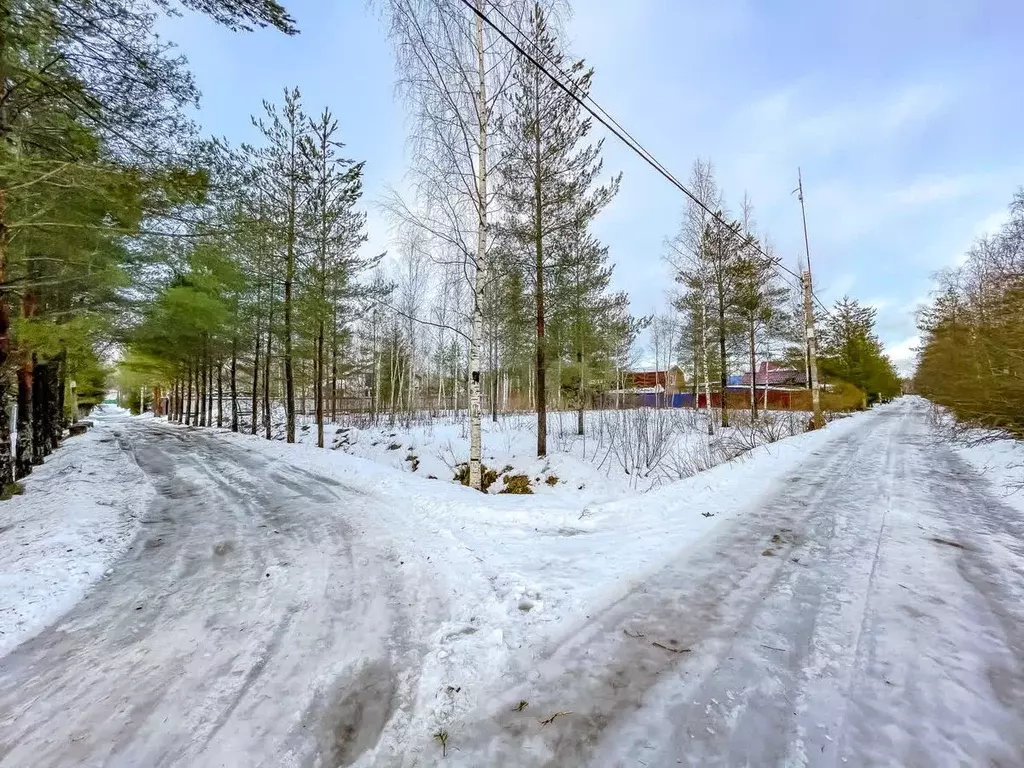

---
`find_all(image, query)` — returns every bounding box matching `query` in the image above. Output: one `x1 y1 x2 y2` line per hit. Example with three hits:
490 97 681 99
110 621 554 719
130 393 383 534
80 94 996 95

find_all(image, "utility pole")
796 168 823 428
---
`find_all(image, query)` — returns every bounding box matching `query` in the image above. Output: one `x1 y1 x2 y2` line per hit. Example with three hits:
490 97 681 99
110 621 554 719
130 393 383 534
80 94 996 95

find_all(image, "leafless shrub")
595 408 679 489
434 439 461 472
663 437 734 479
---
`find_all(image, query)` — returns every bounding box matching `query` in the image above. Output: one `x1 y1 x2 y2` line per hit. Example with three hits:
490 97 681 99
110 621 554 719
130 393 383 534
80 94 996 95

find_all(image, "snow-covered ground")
953 432 1024 515
0 406 154 657
3 398 1022 766
149 405 875 764
249 405 813 503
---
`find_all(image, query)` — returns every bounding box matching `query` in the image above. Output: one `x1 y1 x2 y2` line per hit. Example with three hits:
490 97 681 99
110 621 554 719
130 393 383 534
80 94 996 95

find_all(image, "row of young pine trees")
124 1 642 467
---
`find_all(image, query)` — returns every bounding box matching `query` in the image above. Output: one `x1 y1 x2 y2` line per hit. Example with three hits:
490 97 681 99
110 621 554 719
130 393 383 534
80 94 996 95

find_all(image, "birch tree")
381 0 529 488
666 159 722 433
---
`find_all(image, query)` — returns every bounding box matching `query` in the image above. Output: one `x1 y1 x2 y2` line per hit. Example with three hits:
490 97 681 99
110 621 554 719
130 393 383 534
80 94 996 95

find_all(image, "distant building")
609 366 686 396
740 361 807 388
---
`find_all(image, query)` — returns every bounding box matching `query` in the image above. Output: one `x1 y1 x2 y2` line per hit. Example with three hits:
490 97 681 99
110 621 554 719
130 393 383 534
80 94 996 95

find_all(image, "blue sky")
160 0 1023 374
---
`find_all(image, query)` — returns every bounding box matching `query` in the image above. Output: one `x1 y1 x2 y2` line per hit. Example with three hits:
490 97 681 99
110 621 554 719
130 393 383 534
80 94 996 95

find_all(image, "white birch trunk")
467 3 487 490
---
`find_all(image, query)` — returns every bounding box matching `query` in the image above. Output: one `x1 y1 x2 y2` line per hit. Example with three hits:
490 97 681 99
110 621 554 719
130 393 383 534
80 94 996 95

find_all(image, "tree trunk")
32 358 48 463
466 1 488 491
15 354 34 479
15 285 39 477
198 352 207 427
490 312 498 423
217 359 223 428
316 319 325 448
206 350 214 426
534 109 547 456
701 298 714 435
330 308 338 422
251 324 261 435
264 317 273 440
193 361 201 425
53 350 66 446
749 319 758 419
577 350 585 436
0 124 16 485
185 362 193 425
0 380 11 488
231 337 239 432
719 293 729 428
283 184 296 444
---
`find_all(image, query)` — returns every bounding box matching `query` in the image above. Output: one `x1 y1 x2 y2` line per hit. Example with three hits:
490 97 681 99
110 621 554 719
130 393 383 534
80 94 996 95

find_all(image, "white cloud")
886 175 977 207
885 334 920 376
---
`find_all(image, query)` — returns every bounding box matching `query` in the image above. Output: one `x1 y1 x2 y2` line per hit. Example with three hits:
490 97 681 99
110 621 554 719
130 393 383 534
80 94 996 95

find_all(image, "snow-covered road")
441 400 1024 766
0 418 443 767
1 400 1022 767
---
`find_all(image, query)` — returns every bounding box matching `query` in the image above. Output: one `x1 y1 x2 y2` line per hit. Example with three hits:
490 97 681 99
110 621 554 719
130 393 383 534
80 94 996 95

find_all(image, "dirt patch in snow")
313 661 398 766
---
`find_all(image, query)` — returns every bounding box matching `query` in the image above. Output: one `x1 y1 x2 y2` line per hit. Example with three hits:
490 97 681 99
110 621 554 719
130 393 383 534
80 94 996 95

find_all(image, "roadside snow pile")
237 406 813 504
921 397 1024 515
0 408 153 658
954 434 1024 515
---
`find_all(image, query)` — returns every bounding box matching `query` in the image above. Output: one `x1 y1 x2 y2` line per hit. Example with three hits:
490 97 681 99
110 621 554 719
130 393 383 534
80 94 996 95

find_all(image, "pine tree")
299 108 372 446
820 296 900 403
251 88 308 444
548 224 629 435
498 3 619 455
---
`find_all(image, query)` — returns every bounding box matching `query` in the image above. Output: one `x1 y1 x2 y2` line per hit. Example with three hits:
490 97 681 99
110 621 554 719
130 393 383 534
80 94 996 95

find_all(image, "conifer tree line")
0 0 293 491
124 0 638 470
916 188 1023 434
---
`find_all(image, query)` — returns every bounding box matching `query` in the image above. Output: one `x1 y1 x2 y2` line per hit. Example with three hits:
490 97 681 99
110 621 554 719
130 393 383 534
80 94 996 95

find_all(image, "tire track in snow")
0 419 441 768
437 402 1024 767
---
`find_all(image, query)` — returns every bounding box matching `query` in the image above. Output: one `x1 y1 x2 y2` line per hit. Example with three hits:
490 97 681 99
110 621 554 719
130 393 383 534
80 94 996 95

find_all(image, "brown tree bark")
185 363 193 425
749 320 758 419
231 337 239 432
316 319 324 448
15 354 34 479
217 359 223 428
32 358 48 463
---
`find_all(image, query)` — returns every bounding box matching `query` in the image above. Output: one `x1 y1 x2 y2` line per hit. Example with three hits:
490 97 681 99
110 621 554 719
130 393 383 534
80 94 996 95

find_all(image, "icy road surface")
1 400 1022 767
439 401 1024 767
0 419 442 767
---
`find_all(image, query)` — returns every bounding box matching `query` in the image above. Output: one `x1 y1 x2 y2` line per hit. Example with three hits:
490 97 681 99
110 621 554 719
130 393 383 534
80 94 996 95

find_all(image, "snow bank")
918 397 1024 516
0 408 154 658
234 406 814 505
955 436 1024 516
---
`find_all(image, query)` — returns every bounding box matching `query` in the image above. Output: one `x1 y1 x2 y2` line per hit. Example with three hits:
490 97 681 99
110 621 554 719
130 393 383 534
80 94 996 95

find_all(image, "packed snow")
168 405 874 764
0 406 154 657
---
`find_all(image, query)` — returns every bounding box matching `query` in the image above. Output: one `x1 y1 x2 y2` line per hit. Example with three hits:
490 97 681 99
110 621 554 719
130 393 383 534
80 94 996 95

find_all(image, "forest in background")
1 0 902 496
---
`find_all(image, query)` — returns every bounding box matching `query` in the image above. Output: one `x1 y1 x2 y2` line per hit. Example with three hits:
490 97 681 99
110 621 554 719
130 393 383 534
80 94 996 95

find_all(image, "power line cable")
462 0 836 317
